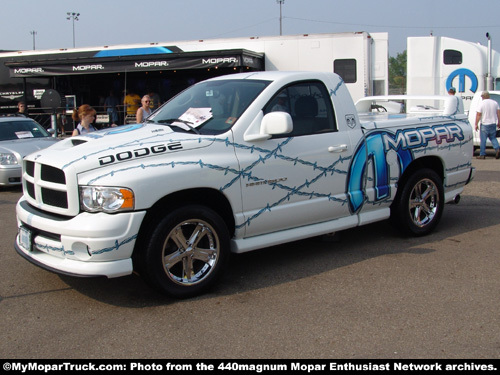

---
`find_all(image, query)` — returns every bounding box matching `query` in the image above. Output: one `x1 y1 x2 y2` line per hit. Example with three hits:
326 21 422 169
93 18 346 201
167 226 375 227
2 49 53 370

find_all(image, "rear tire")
391 169 444 236
140 205 230 298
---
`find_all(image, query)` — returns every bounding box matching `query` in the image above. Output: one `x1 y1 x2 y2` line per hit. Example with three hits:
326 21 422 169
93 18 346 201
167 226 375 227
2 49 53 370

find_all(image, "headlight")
80 186 134 213
0 153 18 165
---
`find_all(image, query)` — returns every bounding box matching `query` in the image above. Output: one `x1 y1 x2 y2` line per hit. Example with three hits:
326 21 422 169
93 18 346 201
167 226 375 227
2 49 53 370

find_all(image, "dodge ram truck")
15 71 475 298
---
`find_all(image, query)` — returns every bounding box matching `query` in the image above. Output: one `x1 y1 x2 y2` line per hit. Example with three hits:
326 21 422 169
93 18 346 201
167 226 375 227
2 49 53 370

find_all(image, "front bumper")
15 197 146 278
0 165 22 186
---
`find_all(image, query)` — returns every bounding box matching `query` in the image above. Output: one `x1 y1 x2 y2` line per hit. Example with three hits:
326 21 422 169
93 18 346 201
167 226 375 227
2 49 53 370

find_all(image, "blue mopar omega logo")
346 124 465 213
446 68 478 93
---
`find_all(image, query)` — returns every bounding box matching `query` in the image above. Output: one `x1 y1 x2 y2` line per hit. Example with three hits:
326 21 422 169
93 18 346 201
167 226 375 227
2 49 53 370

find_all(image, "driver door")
235 80 356 238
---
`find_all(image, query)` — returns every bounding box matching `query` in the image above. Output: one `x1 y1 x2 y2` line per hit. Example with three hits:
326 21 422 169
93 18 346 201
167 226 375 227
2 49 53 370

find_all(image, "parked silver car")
0 116 59 186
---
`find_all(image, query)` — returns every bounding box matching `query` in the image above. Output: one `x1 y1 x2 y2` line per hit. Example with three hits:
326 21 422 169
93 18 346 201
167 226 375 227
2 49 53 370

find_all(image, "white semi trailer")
407 34 500 112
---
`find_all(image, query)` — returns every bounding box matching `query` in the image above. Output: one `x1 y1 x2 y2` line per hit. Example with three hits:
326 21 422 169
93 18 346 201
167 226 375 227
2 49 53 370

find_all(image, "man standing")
475 91 500 159
104 91 120 125
443 87 464 115
123 90 141 117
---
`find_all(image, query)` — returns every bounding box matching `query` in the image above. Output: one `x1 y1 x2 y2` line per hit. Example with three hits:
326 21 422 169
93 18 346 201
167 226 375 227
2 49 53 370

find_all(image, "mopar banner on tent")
7 49 264 77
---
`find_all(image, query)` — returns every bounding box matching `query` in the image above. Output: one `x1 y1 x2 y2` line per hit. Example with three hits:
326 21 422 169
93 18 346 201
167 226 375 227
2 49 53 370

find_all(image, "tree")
389 50 407 94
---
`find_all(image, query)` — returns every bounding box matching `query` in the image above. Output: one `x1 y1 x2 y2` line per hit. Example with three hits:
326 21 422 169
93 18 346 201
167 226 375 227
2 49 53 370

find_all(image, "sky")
1 0 499 57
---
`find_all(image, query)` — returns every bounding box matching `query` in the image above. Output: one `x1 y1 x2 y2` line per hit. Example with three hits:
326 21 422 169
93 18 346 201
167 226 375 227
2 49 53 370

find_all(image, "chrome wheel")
140 205 230 298
162 219 220 286
408 178 439 228
391 168 444 236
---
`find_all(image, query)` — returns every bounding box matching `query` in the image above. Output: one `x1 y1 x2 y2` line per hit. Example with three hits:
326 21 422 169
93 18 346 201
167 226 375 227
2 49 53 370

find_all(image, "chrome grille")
23 160 77 216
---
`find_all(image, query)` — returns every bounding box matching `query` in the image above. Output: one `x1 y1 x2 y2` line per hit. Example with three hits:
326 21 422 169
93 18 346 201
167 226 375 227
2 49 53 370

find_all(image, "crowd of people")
11 88 163 137
103 89 161 125
68 89 161 136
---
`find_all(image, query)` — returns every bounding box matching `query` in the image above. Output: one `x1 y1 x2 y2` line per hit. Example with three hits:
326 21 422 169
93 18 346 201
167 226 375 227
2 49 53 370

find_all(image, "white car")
0 116 59 186
468 90 500 150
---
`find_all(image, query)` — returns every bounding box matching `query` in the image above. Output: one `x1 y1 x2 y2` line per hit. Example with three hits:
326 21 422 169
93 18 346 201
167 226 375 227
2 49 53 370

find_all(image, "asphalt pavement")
1 154 499 359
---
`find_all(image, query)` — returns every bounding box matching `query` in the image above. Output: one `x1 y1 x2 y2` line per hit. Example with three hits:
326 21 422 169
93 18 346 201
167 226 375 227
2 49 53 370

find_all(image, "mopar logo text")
384 124 464 151
135 61 169 68
14 67 44 74
73 64 105 71
347 123 464 214
98 143 183 165
202 57 237 64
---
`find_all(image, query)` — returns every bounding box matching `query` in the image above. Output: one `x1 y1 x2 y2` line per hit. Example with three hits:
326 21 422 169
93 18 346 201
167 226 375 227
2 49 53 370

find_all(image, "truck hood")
26 123 216 172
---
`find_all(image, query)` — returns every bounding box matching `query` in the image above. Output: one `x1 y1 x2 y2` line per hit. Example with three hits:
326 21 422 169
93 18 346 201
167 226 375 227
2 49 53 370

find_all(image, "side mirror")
261 111 293 135
243 111 293 142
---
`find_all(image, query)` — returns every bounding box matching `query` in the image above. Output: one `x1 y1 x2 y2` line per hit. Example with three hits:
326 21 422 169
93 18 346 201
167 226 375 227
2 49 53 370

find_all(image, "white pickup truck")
15 71 475 298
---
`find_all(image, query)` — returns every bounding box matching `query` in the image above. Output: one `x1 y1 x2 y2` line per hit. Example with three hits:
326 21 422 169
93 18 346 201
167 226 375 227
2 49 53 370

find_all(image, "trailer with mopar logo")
14 71 475 298
407 34 500 112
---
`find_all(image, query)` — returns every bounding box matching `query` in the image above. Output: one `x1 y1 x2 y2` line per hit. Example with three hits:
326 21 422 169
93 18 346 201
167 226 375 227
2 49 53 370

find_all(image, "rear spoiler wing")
355 95 454 115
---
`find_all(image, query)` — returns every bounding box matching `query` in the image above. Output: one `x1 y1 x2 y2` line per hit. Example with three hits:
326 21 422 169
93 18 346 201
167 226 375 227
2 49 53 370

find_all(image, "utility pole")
30 30 37 50
66 12 80 48
277 0 284 36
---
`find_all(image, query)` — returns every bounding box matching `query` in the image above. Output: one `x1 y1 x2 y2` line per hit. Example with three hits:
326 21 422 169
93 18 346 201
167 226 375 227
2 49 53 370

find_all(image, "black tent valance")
6 48 263 77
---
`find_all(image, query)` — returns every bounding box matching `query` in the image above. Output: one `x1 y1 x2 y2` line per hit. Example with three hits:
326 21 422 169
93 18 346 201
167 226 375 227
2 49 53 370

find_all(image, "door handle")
328 144 348 153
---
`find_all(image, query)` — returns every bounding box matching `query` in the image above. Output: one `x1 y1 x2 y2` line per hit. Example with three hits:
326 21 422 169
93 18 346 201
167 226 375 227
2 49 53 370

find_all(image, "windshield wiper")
155 119 201 134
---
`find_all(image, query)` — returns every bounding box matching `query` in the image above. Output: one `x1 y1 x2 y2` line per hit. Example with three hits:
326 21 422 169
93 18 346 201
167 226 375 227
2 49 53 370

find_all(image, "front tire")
140 205 230 298
391 169 444 236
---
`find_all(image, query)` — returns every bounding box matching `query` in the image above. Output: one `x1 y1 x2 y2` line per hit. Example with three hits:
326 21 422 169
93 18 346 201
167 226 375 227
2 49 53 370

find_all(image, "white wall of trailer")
173 32 389 101
407 36 500 112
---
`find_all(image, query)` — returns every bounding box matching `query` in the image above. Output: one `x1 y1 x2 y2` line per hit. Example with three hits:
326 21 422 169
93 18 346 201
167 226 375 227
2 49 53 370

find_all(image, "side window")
444 50 462 65
265 81 337 137
334 59 357 83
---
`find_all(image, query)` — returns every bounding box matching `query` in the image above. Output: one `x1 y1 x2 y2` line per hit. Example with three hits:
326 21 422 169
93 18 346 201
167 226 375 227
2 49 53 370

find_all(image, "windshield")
148 79 270 134
0 119 51 141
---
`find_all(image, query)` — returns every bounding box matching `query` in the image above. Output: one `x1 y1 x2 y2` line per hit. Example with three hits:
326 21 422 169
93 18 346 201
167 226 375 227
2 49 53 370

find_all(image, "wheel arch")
133 188 235 262
396 155 444 196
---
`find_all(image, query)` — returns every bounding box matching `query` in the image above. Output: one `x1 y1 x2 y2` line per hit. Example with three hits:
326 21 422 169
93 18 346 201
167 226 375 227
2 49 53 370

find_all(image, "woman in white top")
71 104 97 136
136 95 152 123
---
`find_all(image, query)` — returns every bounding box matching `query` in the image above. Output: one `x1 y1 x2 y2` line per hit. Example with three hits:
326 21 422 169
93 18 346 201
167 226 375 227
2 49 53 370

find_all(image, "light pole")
30 30 37 50
277 0 284 36
66 12 80 48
